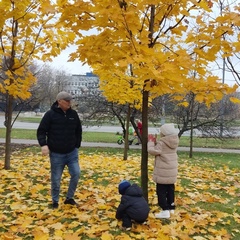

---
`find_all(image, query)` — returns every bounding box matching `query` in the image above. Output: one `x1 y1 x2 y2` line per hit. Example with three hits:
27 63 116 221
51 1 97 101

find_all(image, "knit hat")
160 123 179 136
56 91 72 101
118 180 131 195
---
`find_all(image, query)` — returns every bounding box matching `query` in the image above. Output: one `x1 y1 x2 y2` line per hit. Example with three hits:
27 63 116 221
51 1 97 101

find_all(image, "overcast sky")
48 46 92 75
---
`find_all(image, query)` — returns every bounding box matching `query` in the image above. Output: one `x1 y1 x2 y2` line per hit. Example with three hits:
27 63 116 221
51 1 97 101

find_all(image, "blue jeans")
50 148 80 203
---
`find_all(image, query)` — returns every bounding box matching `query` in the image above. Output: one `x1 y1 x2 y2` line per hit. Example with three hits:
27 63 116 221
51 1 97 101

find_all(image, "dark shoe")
52 202 59 209
64 198 78 206
135 143 139 145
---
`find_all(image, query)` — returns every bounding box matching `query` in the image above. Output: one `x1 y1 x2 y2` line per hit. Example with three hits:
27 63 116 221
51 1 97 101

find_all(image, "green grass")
180 136 240 149
83 131 121 143
0 128 120 143
0 128 38 140
17 117 42 123
178 151 240 169
1 128 240 149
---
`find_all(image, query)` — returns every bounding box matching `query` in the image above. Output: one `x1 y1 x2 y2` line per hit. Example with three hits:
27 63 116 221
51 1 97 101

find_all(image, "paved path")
0 117 160 133
0 116 196 136
1 138 240 153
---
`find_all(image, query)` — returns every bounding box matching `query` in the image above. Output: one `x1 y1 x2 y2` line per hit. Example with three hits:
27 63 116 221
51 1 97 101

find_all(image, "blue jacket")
37 101 82 154
116 184 149 222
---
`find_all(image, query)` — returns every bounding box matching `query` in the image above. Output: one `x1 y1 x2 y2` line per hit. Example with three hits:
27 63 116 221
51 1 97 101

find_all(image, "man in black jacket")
116 180 150 230
37 91 82 209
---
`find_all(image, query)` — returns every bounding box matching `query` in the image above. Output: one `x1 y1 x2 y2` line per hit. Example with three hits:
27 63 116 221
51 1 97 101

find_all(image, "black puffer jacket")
116 184 150 222
37 102 82 154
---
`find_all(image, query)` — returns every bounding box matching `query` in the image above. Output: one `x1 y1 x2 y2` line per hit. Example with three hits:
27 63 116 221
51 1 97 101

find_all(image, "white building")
65 72 99 97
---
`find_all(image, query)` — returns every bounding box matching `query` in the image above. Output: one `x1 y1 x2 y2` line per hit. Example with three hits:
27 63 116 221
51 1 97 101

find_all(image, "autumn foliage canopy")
58 0 240 108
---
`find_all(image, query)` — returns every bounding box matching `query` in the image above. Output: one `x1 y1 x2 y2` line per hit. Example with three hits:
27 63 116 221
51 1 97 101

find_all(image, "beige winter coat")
148 135 179 184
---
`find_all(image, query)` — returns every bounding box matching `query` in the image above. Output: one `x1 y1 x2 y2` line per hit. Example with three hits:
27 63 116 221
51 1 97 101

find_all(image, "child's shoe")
155 210 170 219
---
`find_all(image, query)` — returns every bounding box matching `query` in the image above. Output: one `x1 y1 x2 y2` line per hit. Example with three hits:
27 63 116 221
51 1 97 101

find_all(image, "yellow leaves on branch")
0 0 77 99
1 68 36 99
230 97 240 104
56 0 240 108
172 73 239 107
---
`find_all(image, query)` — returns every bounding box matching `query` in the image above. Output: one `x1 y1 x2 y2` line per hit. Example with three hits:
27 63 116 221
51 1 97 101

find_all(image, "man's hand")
41 145 49 156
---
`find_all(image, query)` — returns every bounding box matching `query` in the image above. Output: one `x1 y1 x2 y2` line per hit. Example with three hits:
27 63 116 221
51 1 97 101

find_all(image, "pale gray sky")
49 46 92 75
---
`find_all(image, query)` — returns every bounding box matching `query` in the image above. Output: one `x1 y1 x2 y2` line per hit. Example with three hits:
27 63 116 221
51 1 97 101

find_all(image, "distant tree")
77 92 141 135
31 65 71 111
213 0 240 87
171 92 240 157
148 95 173 126
76 92 143 159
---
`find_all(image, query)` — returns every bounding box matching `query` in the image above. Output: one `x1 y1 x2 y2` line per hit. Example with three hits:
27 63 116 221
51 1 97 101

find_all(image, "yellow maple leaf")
32 230 49 240
101 232 114 240
230 97 240 104
49 222 64 230
64 232 80 240
2 233 15 240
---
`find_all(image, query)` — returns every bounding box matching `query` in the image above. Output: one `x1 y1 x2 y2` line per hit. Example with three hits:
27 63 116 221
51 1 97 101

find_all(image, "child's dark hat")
118 180 131 195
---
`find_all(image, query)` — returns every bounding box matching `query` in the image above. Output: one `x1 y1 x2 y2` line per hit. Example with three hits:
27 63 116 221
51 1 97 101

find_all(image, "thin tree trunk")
4 95 13 170
141 89 149 202
123 105 131 160
189 93 195 158
189 116 193 158
141 4 154 202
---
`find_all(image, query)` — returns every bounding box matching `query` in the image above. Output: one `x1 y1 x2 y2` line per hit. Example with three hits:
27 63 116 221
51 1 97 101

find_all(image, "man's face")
57 99 72 112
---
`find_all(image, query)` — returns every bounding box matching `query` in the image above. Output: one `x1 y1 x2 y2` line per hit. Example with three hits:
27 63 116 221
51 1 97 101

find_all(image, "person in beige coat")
148 123 179 219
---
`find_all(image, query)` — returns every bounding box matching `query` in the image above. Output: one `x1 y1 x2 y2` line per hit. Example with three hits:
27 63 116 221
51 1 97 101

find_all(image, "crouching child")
116 180 150 230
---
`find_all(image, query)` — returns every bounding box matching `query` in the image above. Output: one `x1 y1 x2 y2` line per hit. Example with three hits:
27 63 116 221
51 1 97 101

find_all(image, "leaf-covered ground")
0 147 239 240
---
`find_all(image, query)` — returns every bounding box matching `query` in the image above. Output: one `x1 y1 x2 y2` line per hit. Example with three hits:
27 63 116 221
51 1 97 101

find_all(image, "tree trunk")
189 93 195 158
141 89 149 202
189 118 193 158
4 95 13 170
130 116 139 140
189 100 193 158
123 105 131 160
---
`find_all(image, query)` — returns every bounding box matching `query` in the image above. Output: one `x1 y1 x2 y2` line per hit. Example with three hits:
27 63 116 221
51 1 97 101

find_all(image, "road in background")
0 115 160 134
1 116 240 153
2 115 239 137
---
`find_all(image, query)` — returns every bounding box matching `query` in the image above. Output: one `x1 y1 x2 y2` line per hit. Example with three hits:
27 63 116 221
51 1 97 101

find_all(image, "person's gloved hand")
148 134 156 142
41 145 49 156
